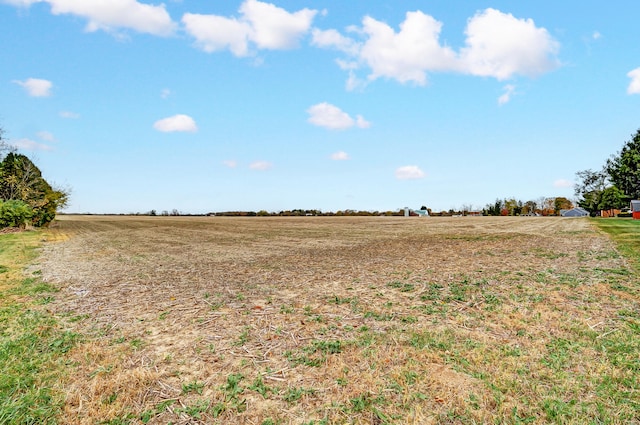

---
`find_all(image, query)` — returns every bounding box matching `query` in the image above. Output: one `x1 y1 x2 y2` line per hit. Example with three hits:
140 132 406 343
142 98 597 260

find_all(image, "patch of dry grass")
33 215 640 423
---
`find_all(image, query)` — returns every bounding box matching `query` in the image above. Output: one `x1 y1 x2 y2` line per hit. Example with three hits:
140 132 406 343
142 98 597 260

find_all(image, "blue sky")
2 0 640 214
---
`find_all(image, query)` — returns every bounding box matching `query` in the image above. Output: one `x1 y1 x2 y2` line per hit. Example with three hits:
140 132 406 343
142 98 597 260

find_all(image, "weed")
182 380 204 395
283 386 315 403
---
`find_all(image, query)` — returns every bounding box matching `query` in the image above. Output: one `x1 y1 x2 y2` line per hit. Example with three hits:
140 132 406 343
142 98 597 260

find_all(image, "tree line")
574 129 640 216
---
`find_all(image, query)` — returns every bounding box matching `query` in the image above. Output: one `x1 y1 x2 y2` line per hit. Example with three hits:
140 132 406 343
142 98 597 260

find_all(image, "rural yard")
28 215 640 424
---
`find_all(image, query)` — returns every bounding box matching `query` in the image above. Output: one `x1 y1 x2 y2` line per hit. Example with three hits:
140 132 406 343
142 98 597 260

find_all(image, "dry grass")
31 215 640 424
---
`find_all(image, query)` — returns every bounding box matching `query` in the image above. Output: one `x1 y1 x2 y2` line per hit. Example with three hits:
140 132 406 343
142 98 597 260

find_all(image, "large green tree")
606 129 640 200
598 185 627 216
0 152 68 227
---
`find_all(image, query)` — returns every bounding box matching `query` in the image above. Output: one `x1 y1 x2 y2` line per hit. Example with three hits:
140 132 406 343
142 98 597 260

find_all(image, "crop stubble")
34 215 636 424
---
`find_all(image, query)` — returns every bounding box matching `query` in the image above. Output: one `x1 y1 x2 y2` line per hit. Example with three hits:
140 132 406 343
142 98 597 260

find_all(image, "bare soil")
34 215 635 424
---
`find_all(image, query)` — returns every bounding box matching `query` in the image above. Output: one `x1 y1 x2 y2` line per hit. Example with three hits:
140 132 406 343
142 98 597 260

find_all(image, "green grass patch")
591 218 640 272
0 230 79 424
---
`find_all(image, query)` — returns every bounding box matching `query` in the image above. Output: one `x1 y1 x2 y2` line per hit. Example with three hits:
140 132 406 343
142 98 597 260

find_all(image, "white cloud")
330 151 350 160
627 67 640 95
498 84 516 105
249 160 272 170
13 78 52 97
355 115 371 129
12 138 53 151
395 165 426 180
240 0 316 50
161 88 171 99
460 9 559 80
7 0 176 36
37 131 56 142
314 8 559 86
307 102 370 130
59 110 80 119
311 28 359 55
182 0 316 56
153 114 198 133
223 160 238 168
182 13 252 56
553 179 573 188
592 31 602 40
359 12 457 85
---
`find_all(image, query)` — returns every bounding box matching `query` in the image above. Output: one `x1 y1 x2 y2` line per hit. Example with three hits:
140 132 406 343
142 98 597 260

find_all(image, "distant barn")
560 207 589 217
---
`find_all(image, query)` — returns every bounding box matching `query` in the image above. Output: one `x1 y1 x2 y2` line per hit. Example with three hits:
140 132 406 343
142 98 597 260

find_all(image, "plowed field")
34 215 639 424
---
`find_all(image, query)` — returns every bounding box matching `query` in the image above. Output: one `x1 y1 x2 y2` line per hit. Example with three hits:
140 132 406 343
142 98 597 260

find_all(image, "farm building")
560 207 589 217
631 200 640 219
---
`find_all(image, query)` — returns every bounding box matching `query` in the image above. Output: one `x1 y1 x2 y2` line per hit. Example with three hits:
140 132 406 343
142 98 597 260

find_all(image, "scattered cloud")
161 88 171 99
307 102 370 130
6 0 176 36
13 78 53 97
627 67 640 95
498 84 516 105
592 31 602 40
330 151 350 160
182 0 317 56
395 165 426 180
553 179 573 188
314 8 560 86
59 110 80 119
249 160 273 170
153 114 198 133
36 131 56 142
223 160 238 168
12 138 53 151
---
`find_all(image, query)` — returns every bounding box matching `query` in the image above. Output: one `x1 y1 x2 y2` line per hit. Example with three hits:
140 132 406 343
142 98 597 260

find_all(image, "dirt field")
34 215 639 424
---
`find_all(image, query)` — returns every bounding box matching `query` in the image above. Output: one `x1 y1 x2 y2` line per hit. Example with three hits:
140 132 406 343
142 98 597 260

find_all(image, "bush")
0 200 33 228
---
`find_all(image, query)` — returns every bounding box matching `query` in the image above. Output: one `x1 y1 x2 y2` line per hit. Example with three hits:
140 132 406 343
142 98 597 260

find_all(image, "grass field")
3 215 640 424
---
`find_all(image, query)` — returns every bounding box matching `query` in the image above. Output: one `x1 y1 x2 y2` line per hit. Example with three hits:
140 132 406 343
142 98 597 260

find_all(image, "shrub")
0 200 33 228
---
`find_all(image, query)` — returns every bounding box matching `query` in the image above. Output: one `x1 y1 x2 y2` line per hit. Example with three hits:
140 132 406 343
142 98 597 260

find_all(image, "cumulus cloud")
249 160 272 170
153 114 198 132
627 67 640 95
460 9 560 80
498 84 516 105
182 0 316 56
13 78 53 97
395 165 426 180
307 102 370 130
553 179 573 188
330 151 350 160
4 0 176 36
59 110 80 119
359 12 457 85
314 8 559 86
12 138 53 151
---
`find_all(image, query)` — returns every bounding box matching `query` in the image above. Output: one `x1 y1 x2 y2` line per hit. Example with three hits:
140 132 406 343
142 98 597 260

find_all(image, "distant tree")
483 199 503 216
606 129 640 200
574 169 608 215
523 200 537 215
0 152 68 226
598 186 627 216
553 197 573 215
